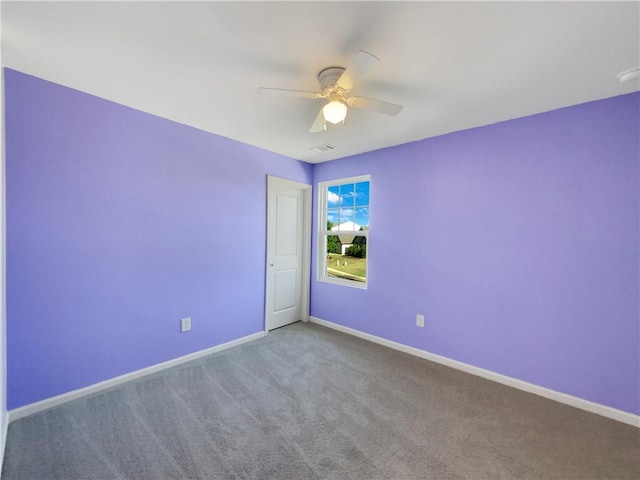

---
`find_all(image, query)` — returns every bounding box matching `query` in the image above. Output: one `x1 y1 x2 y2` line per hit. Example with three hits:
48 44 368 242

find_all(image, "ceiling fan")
258 51 403 133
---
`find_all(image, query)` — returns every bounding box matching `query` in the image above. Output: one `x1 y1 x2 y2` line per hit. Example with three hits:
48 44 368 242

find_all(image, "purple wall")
4 69 312 409
311 93 640 415
5 67 639 416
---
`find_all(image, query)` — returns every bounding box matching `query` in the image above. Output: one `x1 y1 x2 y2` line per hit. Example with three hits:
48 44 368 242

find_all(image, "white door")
265 176 310 331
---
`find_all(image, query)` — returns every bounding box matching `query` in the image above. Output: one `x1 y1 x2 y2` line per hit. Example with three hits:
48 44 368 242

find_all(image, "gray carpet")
2 322 639 479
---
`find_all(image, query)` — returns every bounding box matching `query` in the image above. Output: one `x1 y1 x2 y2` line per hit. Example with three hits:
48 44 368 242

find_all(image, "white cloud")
328 191 340 205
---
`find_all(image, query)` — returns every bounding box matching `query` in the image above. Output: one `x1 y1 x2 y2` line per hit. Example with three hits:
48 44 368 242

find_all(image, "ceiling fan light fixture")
323 100 348 124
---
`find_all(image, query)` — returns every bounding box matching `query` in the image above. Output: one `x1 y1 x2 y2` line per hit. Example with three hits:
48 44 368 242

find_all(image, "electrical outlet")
416 314 425 328
181 317 191 332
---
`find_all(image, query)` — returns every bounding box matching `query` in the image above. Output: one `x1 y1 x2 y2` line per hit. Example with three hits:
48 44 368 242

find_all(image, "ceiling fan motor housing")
318 67 346 94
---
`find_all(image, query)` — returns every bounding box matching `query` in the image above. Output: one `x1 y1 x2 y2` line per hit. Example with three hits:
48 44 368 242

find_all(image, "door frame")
265 175 312 333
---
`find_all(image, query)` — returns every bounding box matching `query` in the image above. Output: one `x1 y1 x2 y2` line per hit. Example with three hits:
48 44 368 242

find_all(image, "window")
318 175 370 289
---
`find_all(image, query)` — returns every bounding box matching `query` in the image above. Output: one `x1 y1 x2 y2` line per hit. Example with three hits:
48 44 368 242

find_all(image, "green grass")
326 254 366 282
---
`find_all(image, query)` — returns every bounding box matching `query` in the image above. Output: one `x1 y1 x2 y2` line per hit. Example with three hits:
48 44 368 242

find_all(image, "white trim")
8 331 265 422
1 60 9 473
320 272 368 290
317 175 370 290
309 316 640 428
0 410 7 474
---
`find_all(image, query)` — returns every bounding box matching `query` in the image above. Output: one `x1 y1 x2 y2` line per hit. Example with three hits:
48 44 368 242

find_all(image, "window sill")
318 275 368 290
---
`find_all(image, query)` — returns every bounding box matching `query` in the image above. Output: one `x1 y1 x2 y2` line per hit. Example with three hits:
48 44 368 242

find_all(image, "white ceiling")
2 1 639 163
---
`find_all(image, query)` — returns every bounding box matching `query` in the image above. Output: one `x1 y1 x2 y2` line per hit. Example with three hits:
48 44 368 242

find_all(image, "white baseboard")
0 409 8 474
8 331 266 422
309 316 640 428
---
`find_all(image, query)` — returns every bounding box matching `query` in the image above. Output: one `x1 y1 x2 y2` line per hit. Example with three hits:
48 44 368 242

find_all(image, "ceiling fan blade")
336 51 379 91
348 96 403 116
258 87 322 99
309 108 325 133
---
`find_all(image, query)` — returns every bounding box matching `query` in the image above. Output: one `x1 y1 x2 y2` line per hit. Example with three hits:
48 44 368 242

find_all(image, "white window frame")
317 174 370 290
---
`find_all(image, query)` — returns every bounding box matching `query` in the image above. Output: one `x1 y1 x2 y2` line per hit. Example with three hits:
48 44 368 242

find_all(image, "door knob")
269 262 274 267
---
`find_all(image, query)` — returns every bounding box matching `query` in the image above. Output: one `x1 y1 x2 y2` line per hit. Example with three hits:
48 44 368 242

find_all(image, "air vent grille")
311 143 337 152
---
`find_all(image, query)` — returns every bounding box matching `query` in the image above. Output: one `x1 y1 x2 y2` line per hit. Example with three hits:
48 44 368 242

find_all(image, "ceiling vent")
311 143 337 152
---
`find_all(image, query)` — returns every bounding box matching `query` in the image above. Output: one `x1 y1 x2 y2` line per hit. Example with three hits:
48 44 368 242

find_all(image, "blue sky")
327 181 369 228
